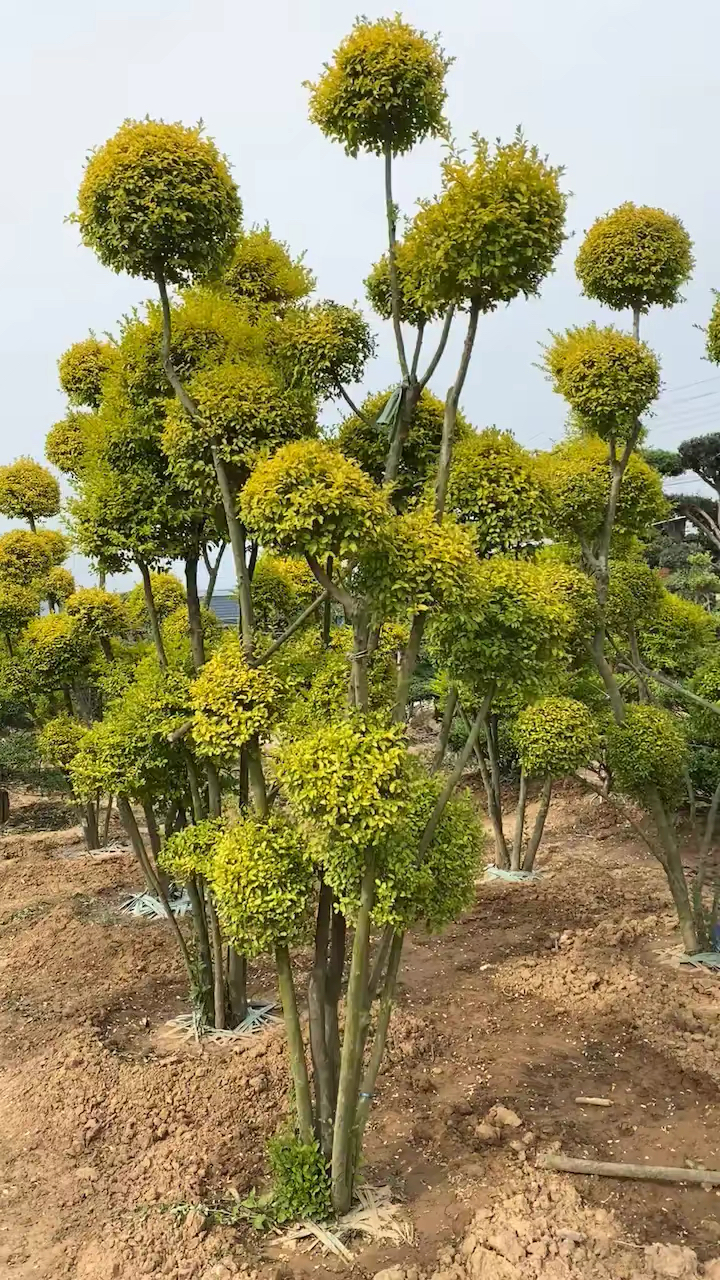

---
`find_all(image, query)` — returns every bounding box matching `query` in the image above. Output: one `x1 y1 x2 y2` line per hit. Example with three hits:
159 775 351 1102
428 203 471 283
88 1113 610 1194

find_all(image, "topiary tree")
575 202 694 338
0 458 60 531
223 225 315 309
58 337 117 408
66 587 129 660
0 583 39 656
73 21 568 1216
45 410 95 477
0 530 53 585
512 697 598 870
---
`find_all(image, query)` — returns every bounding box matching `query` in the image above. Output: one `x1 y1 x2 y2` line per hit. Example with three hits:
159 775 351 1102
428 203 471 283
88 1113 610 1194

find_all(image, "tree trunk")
325 906 346 1106
81 801 100 852
206 892 226 1030
522 777 552 872
354 931 404 1157
228 948 247 1024
185 550 206 671
275 944 314 1143
512 768 528 872
308 881 333 1158
137 559 168 669
187 875 214 1024
432 686 458 773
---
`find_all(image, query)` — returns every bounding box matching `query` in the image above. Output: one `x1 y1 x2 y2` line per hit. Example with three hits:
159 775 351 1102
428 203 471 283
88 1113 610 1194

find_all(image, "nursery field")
3 775 720 1280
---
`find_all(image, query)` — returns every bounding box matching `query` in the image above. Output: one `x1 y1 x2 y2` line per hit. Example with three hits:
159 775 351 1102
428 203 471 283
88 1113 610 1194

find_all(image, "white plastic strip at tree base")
119 891 192 919
679 951 720 969
484 865 543 883
165 1002 282 1044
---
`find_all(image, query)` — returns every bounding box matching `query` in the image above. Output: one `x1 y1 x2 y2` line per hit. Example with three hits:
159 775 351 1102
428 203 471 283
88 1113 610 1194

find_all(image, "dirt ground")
3 782 720 1279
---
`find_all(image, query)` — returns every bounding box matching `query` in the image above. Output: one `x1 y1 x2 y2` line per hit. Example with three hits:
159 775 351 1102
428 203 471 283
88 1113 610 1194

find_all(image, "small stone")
183 1208 206 1238
488 1105 523 1130
373 1268 406 1280
644 1243 699 1277
248 1074 268 1094
487 1229 524 1263
75 1166 98 1182
703 1262 720 1279
474 1121 499 1144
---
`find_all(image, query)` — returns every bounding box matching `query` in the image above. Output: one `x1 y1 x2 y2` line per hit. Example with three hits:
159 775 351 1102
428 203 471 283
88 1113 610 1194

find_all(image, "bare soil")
3 783 720 1279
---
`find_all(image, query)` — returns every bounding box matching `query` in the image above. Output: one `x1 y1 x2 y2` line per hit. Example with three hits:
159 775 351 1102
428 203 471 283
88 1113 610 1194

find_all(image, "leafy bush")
159 818 224 883
539 437 668 546
223 226 315 309
513 697 598 778
639 590 716 677
74 118 242 284
58 338 117 408
0 457 60 525
268 1132 332 1224
66 587 129 639
607 705 687 803
575 203 694 312
306 15 450 156
0 530 52 585
543 324 659 441
127 573 186 632
252 555 317 635
446 429 551 554
37 715 87 772
45 410 94 477
190 635 282 760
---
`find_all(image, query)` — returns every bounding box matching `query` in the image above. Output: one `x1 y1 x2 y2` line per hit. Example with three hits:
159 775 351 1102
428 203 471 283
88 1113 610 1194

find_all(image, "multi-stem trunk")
522 778 553 873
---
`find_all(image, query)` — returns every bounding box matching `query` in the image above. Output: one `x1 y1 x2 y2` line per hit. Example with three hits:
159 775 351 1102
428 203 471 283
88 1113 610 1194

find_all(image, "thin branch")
251 592 328 667
419 688 493 857
204 541 226 609
306 553 356 616
620 656 720 718
435 300 481 519
410 323 425 379
574 773 657 853
336 383 374 428
383 142 409 382
418 306 455 390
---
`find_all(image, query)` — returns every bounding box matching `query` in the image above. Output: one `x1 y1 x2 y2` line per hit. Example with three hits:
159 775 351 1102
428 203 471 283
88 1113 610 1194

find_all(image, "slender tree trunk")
512 768 528 872
354 931 404 1157
275 944 314 1143
185 550 206 671
117 795 195 978
646 789 699 954
632 305 641 343
432 686 458 773
81 802 100 852
206 892 226 1030
435 301 480 519
393 613 425 722
419 695 492 860
523 778 553 872
203 542 226 609
102 794 114 845
383 141 409 383
322 556 333 648
325 906 346 1106
368 923 393 1000
137 559 168 669
99 636 113 662
228 948 247 1024
308 881 333 1158
331 855 375 1213
187 875 214 1023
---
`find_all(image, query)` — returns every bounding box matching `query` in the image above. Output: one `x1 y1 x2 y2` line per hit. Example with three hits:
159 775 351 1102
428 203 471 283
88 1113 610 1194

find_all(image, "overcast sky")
2 0 719 589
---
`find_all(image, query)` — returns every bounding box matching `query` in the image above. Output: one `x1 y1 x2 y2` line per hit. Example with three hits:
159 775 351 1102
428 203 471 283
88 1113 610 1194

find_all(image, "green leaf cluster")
575 203 694 313
190 635 282 760
21 614 94 693
159 817 224 883
208 813 315 956
223 226 315 309
66 587 129 639
446 429 551 554
58 338 117 409
605 560 663 636
607 704 687 803
37 714 87 773
399 132 567 312
0 458 60 525
538 437 668 547
513 696 598 778
306 16 450 157
252 555 317 636
74 119 242 284
46 567 76 607
338 387 469 505
0 584 40 642
274 301 375 400
241 439 392 560
543 324 659 441
268 1133 332 1224
365 251 443 326
360 506 478 621
45 411 95 477
638 590 716 678
127 573 186 633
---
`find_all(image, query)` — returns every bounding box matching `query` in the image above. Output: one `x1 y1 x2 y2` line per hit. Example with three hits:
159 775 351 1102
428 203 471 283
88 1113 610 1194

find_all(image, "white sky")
2 0 719 588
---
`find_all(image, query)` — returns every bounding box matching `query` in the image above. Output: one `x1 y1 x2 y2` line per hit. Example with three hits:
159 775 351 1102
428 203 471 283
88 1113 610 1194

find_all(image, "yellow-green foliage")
208 814 316 956
36 530 70 566
399 132 567 312
190 634 282 760
372 775 484 933
543 325 659 441
306 16 450 157
241 439 392 560
639 590 716 678
46 567 76 606
0 458 60 526
338 387 469 503
575 203 694 313
164 360 316 480
428 558 575 695
252 555 317 635
688 656 720 748
127 572 186 632
274 627 398 738
46 411 94 477
58 338 117 408
159 817 224 883
277 715 409 910
607 704 687 803
75 119 242 284
0 531 53 585
37 714 87 772
446 430 551 554
224 226 315 308
21 614 93 691
275 301 375 399
0 583 39 639
365 250 442 326
66 587 129 638
70 660 190 800
605 560 663 636
118 289 260 414
513 697 598 778
707 294 720 365
360 506 478 621
161 603 222 656
539 437 668 547
539 560 598 655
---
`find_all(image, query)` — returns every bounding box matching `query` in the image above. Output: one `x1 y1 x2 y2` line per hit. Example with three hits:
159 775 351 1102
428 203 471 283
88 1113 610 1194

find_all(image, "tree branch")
410 323 425 379
435 300 480 519
418 688 493 857
251 592 328 667
336 383 374 428
383 142 409 382
305 553 356 616
419 306 455 391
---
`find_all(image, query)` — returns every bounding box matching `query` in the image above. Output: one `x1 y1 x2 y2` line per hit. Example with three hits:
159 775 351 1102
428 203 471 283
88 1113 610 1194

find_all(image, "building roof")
210 591 239 626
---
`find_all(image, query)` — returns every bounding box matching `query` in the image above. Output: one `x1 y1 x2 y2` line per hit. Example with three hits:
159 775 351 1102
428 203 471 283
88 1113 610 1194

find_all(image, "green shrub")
268 1132 332 1224
513 697 598 778
606 704 687 803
